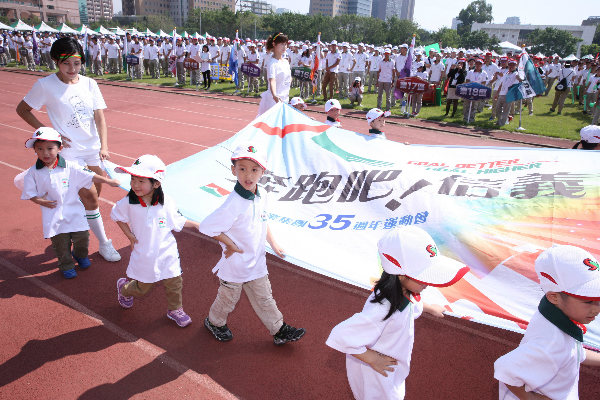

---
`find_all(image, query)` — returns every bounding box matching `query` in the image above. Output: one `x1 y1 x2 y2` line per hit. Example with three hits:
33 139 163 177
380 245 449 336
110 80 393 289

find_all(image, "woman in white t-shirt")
257 32 291 117
16 37 121 262
299 47 313 99
200 44 212 90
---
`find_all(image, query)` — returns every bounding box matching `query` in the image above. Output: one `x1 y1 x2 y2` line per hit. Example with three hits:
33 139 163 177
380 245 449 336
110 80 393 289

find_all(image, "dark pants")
202 70 211 89
50 230 89 271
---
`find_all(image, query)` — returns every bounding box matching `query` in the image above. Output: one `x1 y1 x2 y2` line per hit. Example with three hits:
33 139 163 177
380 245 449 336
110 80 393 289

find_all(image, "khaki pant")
322 71 337 101
496 95 511 125
148 59 159 79
108 57 118 74
367 71 378 93
176 62 185 84
592 102 600 125
121 275 183 310
92 57 102 75
349 92 363 105
411 92 424 115
208 275 283 335
338 72 350 98
50 230 89 271
551 89 569 113
377 81 392 111
545 77 557 96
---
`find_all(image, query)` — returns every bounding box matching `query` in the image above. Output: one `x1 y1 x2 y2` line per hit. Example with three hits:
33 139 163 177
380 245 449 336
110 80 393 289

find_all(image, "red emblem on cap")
426 244 438 258
247 146 257 153
584 258 599 272
540 272 557 284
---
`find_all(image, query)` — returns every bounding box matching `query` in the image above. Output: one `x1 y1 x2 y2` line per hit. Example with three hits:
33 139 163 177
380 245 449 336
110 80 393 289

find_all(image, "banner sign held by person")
241 62 261 77
126 55 139 65
292 66 313 82
106 102 600 350
184 57 199 70
395 76 429 94
506 50 546 103
456 82 492 100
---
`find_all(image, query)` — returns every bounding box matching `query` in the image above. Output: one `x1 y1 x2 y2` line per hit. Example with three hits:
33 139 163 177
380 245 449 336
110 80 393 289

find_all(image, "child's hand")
368 352 398 377
224 243 243 258
107 178 120 187
37 198 57 208
424 303 445 318
271 243 286 258
127 234 138 250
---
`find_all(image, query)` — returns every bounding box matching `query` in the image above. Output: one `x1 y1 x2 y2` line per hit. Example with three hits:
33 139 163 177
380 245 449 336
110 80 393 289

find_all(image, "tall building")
309 0 353 17
370 0 414 21
239 0 275 16
122 0 234 25
582 16 600 26
504 16 520 25
0 0 81 24
85 0 112 22
347 0 371 17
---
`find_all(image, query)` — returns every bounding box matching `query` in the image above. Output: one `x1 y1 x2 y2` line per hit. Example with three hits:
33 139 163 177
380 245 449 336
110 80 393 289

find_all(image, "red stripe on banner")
253 122 330 138
207 183 230 196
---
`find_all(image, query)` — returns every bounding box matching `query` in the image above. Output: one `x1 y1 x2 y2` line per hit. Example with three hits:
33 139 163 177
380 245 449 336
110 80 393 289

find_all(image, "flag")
228 30 239 87
310 33 320 94
506 49 545 103
32 32 40 65
83 25 88 69
169 28 177 75
400 35 415 79
423 43 441 55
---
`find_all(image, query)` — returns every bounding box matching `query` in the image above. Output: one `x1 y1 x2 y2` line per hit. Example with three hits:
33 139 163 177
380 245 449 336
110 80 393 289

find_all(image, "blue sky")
113 0 597 32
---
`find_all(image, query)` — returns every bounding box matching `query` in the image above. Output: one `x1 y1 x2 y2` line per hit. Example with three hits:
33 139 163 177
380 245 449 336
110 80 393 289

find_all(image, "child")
572 125 600 150
494 245 600 399
365 108 390 138
199 144 305 345
411 65 427 116
324 99 342 127
112 155 199 328
20 127 120 279
290 96 307 111
326 227 469 400
349 76 364 106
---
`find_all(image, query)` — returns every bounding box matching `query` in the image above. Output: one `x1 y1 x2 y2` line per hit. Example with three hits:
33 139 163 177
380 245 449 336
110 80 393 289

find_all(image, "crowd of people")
3 28 599 126
8 30 600 400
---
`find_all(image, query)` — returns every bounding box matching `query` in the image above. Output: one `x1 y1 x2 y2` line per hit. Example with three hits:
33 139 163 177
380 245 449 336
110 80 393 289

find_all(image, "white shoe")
99 239 121 262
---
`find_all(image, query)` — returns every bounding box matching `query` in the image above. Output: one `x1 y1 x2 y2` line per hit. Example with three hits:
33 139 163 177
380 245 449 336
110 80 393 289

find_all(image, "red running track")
0 70 597 400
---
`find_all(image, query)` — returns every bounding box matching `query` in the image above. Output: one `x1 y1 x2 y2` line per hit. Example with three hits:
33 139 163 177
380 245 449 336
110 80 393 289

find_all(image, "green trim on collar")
538 296 584 342
397 295 410 312
128 193 141 204
234 181 259 200
36 155 65 169
35 159 45 169
369 128 383 135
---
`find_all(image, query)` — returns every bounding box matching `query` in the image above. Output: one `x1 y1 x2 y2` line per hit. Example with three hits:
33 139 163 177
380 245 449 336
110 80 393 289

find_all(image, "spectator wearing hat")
444 59 467 118
495 58 522 125
100 36 108 73
353 44 369 88
161 37 173 77
324 99 342 127
411 65 428 117
550 61 574 115
392 44 409 107
573 125 600 149
488 57 508 121
22 34 35 71
146 38 160 80
338 43 354 99
187 37 201 85
322 41 341 102
428 53 444 88
367 48 381 94
349 76 364 106
463 59 488 122
0 33 8 67
377 48 394 111
482 52 500 109
544 56 561 96
246 43 261 94
173 38 187 86
584 66 600 117
106 37 120 75
128 35 143 79
297 46 312 99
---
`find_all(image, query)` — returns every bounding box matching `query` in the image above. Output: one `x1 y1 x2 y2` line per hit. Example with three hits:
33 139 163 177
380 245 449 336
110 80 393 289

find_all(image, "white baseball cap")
330 40 337 45
325 99 341 112
290 97 306 109
231 144 267 170
400 44 408 49
580 125 600 143
25 127 62 148
536 245 600 300
116 155 166 182
383 48 391 54
378 227 469 287
366 108 390 125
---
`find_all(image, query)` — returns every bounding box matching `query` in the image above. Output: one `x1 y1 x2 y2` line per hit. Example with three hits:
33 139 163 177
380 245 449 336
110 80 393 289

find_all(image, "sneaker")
62 268 77 279
72 252 91 269
167 308 192 327
549 108 555 112
99 240 121 262
273 322 305 345
117 278 133 308
204 317 233 341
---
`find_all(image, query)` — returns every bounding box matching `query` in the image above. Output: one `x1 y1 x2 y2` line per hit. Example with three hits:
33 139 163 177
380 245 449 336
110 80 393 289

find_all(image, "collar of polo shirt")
36 154 66 170
234 181 260 200
538 296 584 342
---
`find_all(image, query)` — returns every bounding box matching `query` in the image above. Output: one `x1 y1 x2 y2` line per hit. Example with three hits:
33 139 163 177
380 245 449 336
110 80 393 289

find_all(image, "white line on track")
0 256 236 399
108 109 237 133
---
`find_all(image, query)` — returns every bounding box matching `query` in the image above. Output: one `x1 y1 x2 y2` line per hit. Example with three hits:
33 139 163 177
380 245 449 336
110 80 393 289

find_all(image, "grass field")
7 62 594 141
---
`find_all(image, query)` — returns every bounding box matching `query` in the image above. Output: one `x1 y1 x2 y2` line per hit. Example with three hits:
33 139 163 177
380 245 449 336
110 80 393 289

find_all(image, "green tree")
580 44 600 57
433 27 460 48
593 25 600 45
385 17 418 45
528 27 581 57
460 30 499 51
456 0 493 37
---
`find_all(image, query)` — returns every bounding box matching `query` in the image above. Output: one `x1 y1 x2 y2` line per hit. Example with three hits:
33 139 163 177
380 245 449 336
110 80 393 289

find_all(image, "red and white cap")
366 108 390 125
25 127 62 148
378 227 470 287
290 97 306 109
116 155 166 182
325 99 341 112
535 245 600 301
231 144 267 170
580 125 600 144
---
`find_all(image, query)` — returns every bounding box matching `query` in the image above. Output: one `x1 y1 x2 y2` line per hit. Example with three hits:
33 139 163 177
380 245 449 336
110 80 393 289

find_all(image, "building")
122 0 234 25
451 17 461 30
309 0 351 17
370 0 414 21
85 0 112 22
0 0 81 24
239 0 274 15
471 22 596 56
582 16 600 26
276 7 291 14
504 16 520 25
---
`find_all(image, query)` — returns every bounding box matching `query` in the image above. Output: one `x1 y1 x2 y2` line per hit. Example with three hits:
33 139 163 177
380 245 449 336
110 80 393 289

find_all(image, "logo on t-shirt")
61 178 69 188
261 211 267 222
157 217 167 228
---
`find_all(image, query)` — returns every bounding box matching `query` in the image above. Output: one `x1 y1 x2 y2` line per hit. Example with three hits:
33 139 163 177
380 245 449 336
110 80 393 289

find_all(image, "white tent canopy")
563 54 578 61
156 29 171 37
94 25 112 35
57 23 77 34
0 21 11 30
12 20 35 31
36 21 58 33
111 26 126 35
498 41 521 51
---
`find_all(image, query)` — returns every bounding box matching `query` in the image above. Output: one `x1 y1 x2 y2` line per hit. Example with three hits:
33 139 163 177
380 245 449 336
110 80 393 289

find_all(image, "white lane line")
108 109 238 133
0 256 236 399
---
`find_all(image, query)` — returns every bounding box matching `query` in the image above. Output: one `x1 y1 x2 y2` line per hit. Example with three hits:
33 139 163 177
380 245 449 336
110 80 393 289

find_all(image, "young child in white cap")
21 127 120 279
494 245 600 399
572 125 600 150
324 98 342 127
111 155 200 328
199 144 305 345
365 108 391 138
290 96 307 111
326 226 470 400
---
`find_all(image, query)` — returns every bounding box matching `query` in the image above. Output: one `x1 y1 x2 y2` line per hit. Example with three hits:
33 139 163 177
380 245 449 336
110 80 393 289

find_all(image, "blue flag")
506 51 546 103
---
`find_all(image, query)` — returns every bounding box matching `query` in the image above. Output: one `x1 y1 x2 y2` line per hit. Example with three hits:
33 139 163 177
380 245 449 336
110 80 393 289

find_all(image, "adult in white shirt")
495 59 522 125
257 32 291 117
106 37 120 74
353 43 369 87
428 54 444 86
322 41 341 102
41 32 55 69
368 48 381 93
550 61 574 115
16 37 121 262
544 56 561 95
245 43 261 94
377 49 394 111
128 36 143 79
146 38 160 79
338 43 354 98
187 37 201 85
463 59 489 122
173 38 186 86
23 35 34 71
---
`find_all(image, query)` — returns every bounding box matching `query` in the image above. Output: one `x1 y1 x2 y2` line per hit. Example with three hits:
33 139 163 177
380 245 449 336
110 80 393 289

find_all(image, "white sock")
86 208 109 245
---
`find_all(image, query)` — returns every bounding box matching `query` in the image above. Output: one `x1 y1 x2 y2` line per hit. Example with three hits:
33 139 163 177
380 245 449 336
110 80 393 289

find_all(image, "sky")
112 0 596 32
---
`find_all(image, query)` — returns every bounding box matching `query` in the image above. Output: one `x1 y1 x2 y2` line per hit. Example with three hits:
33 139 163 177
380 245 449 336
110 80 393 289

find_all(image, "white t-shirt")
340 51 354 72
208 44 220 61
21 156 94 238
111 194 187 283
429 61 444 82
326 51 342 73
354 52 369 72
499 71 519 96
23 74 107 153
106 43 120 59
326 292 423 400
199 184 269 283
482 63 500 84
466 70 489 84
200 51 211 72
378 60 394 83
369 55 381 72
267 57 291 101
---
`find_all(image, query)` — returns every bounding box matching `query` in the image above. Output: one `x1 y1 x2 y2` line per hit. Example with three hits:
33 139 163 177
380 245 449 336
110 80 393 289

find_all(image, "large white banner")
108 103 600 349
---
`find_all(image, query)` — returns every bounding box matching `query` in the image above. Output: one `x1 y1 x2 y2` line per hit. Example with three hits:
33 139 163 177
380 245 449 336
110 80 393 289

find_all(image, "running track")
0 70 597 400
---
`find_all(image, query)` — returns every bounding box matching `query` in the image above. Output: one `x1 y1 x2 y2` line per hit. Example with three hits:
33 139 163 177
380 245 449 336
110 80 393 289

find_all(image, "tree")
580 44 600 57
528 27 581 57
433 27 460 48
460 30 499 51
456 0 493 37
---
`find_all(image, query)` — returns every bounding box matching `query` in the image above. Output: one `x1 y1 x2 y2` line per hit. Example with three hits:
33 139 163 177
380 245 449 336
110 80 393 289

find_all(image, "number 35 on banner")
309 214 355 230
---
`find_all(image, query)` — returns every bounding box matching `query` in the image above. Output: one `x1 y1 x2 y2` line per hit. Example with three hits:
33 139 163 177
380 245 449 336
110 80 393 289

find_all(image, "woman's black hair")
572 140 599 150
127 178 164 205
202 44 209 51
266 32 288 51
50 37 85 65
301 48 310 58
370 271 407 321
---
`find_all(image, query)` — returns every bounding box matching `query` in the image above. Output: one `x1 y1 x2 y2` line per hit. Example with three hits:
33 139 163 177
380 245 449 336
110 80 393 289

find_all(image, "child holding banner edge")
200 144 305 345
494 245 600 399
326 227 469 400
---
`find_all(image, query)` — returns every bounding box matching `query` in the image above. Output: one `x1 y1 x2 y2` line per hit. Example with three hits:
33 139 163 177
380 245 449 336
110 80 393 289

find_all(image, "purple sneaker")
116 278 133 309
166 308 192 328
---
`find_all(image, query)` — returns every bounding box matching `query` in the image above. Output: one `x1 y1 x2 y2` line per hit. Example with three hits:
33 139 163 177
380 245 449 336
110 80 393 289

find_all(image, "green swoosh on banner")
311 132 394 167
200 186 223 197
